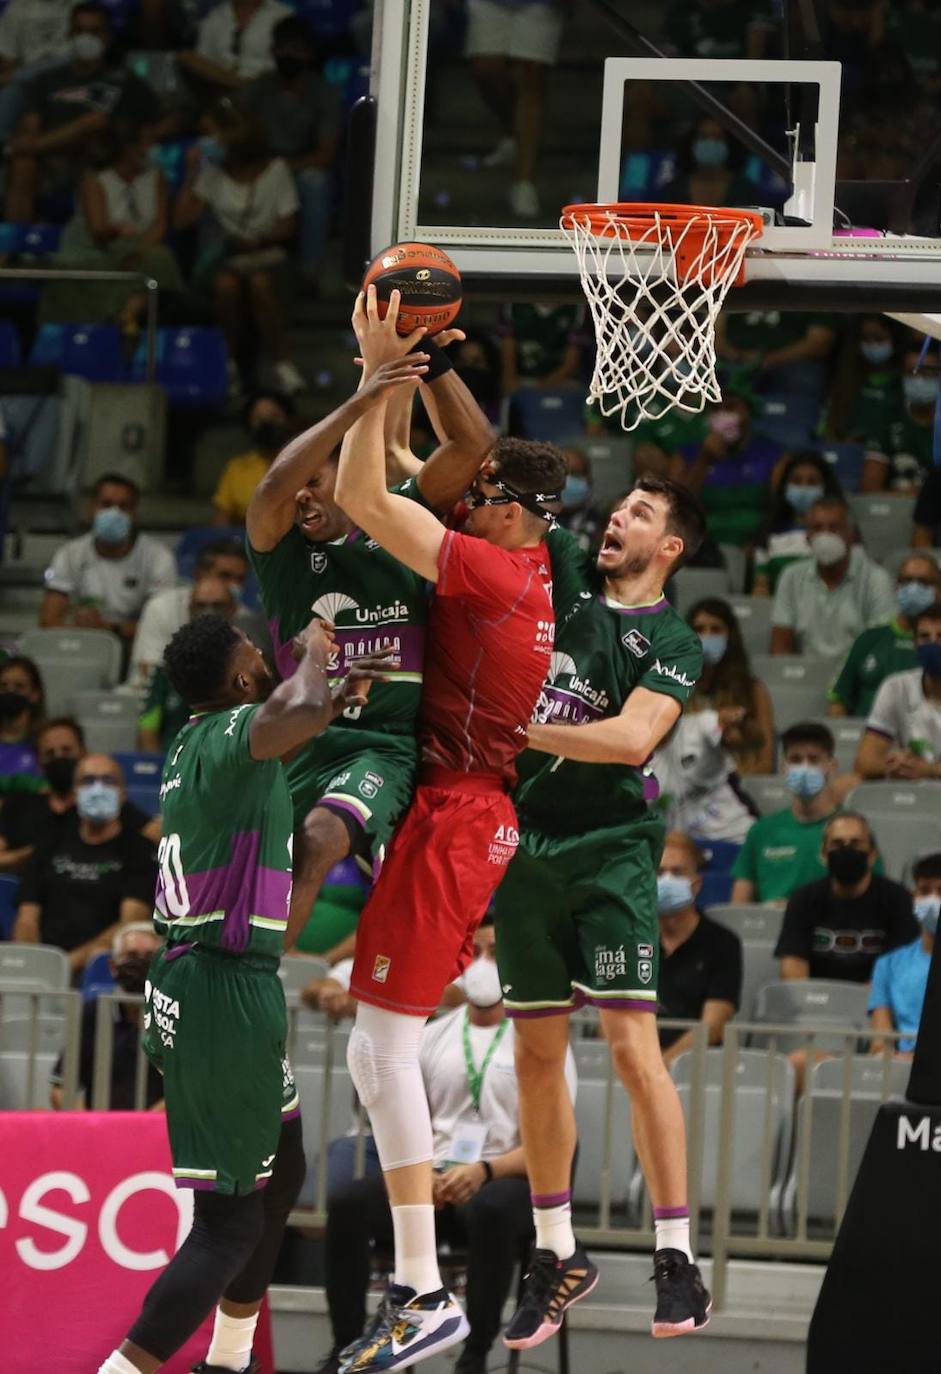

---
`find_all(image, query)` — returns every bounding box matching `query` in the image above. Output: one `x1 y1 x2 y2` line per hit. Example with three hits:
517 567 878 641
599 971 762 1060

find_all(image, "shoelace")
521 1255 564 1309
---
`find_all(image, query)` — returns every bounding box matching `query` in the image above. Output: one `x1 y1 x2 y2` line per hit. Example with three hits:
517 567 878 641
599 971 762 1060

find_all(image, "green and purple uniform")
495 527 703 1016
248 479 429 859
143 704 299 1194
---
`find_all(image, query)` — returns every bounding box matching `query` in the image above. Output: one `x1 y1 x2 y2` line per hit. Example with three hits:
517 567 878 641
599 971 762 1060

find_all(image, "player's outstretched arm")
527 687 682 767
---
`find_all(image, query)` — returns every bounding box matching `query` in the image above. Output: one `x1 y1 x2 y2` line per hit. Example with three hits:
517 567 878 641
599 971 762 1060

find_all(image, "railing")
0 988 909 1308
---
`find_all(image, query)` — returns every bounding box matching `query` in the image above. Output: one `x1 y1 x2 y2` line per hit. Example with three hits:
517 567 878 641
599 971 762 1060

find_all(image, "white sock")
532 1198 576 1261
98 1354 142 1374
392 1203 443 1297
205 1307 259 1371
654 1210 693 1262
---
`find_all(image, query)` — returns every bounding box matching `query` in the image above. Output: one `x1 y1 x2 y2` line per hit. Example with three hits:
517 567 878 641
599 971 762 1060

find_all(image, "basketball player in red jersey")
331 287 566 1374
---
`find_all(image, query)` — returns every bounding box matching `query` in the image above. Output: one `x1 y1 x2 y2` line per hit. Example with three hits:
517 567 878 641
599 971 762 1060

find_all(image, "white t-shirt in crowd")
653 708 756 844
129 585 190 680
97 166 160 234
0 0 70 65
867 667 941 760
44 532 176 621
196 0 291 79
195 157 299 242
420 1007 577 1169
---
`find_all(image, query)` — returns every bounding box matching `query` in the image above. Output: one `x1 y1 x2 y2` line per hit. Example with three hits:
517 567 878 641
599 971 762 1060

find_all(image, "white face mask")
809 531 848 567
462 956 503 1008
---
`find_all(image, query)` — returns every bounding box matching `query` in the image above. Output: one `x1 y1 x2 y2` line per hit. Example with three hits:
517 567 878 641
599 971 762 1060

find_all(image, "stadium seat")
19 223 62 256
81 951 115 1001
709 903 784 944
740 773 789 816
738 941 780 1020
293 0 360 39
580 437 633 510
175 525 244 580
509 388 587 444
752 979 870 1054
278 955 331 1005
0 875 18 941
0 1050 57 1109
114 750 164 816
18 628 123 715
75 690 140 754
881 545 941 579
720 543 748 594
759 393 822 447
808 716 867 772
0 1015 65 1053
669 565 732 617
751 655 834 730
814 442 865 493
29 322 126 382
863 814 941 882
849 494 918 565
0 319 22 367
698 871 734 906
846 781 941 816
572 1069 636 1214
0 943 69 992
133 327 228 409
572 1038 610 1078
726 594 773 657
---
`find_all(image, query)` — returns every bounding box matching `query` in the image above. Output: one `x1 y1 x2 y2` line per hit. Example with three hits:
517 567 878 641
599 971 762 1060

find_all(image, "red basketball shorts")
350 769 519 1016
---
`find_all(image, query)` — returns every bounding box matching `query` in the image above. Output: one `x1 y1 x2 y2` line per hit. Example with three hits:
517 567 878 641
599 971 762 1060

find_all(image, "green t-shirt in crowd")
870 410 936 485
731 807 835 902
828 620 917 718
501 303 586 379
723 310 833 357
139 665 188 751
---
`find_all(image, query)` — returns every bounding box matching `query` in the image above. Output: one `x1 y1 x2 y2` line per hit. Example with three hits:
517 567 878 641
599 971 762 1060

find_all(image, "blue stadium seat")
815 442 865 493
0 222 62 304
133 326 228 408
81 951 116 1001
619 150 677 199
292 0 359 39
0 320 21 367
759 392 822 448
175 525 245 579
19 223 62 256
0 875 19 940
29 322 126 381
509 387 587 443
114 751 164 817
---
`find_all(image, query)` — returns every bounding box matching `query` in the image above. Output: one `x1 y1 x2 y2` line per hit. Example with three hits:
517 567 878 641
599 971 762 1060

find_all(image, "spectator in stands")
176 101 303 397
500 302 585 395
663 0 774 60
0 654 45 787
653 706 758 844
316 919 572 1374
0 0 71 141
823 314 904 446
771 494 895 658
0 716 159 873
41 119 184 330
732 722 855 905
138 575 237 751
128 537 253 689
855 600 941 778
715 310 837 398
673 388 784 547
236 15 340 286
828 553 940 717
656 830 743 1065
861 342 940 492
687 597 775 774
775 811 917 982
913 464 941 547
464 0 564 219
178 0 291 94
12 751 158 973
869 851 941 1058
660 115 766 210
450 331 502 427
212 391 296 525
4 2 164 223
556 447 601 551
40 473 175 650
50 921 163 1109
753 452 844 596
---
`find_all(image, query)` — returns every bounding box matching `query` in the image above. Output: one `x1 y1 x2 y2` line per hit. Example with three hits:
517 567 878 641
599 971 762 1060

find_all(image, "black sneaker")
502 1245 599 1350
191 1360 260 1373
650 1248 711 1337
313 1349 343 1374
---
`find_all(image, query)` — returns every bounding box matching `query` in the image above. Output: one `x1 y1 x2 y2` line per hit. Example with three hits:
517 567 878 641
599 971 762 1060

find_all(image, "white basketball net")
561 205 762 431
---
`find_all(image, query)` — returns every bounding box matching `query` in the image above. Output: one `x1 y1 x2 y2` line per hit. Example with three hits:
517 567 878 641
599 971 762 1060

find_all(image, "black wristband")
481 1160 494 1184
410 335 453 381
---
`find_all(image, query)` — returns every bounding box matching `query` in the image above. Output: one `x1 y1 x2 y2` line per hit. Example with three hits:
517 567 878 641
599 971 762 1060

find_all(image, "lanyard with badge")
447 1009 509 1165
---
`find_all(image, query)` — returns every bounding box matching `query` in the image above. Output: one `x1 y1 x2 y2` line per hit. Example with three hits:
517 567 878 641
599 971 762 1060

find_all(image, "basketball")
362 241 462 336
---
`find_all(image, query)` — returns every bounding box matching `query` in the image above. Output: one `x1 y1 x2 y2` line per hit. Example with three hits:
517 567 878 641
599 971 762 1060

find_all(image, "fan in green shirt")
828 554 941 717
862 344 940 492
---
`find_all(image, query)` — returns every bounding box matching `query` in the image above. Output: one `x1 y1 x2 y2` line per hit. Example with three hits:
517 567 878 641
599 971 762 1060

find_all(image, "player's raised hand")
352 285 426 370
331 643 398 715
293 617 336 666
358 355 430 407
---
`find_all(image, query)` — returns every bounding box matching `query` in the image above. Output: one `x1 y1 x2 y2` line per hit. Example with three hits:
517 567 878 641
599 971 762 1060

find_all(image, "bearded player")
494 479 711 1348
331 287 566 1373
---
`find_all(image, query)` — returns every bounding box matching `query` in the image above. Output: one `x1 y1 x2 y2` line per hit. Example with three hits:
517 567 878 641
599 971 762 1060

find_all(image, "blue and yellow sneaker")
339 1282 469 1372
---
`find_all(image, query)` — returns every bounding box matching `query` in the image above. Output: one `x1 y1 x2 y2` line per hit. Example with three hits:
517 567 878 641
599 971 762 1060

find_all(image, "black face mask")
43 756 78 796
250 422 290 453
274 54 310 79
0 691 30 721
827 847 870 886
114 951 153 994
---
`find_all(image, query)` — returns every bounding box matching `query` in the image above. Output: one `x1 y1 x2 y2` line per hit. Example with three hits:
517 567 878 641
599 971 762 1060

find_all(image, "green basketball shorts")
143 944 297 1195
494 812 665 1017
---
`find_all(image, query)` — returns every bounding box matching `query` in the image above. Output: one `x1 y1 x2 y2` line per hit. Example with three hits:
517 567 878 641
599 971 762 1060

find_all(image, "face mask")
71 31 105 61
809 531 847 567
657 873 695 914
462 955 503 1009
561 475 590 509
917 641 941 677
709 410 743 443
76 781 121 822
915 894 941 935
904 375 939 410
274 53 309 78
785 483 824 515
897 581 937 619
92 505 132 545
698 632 728 666
198 135 225 165
113 951 153 994
250 421 290 453
860 340 893 366
786 764 827 799
43 755 77 795
0 691 30 721
692 137 728 167
826 846 869 886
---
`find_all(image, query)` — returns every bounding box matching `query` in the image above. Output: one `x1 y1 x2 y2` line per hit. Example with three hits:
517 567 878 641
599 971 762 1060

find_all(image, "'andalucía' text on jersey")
515 526 704 834
154 705 294 957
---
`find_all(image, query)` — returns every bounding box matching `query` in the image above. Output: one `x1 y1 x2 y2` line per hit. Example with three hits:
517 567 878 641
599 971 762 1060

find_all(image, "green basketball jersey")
154 704 294 957
247 478 431 738
515 527 704 835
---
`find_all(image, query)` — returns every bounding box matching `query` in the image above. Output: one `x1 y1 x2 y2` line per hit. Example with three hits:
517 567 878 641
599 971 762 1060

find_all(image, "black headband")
469 476 563 523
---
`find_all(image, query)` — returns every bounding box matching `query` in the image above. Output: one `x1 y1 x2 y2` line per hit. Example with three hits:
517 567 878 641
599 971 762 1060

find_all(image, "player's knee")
300 805 351 872
347 1025 380 1107
194 1190 266 1261
514 1025 569 1076
609 1033 663 1097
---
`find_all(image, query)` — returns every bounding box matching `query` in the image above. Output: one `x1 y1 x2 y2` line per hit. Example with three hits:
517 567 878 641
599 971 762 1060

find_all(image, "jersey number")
158 833 191 918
